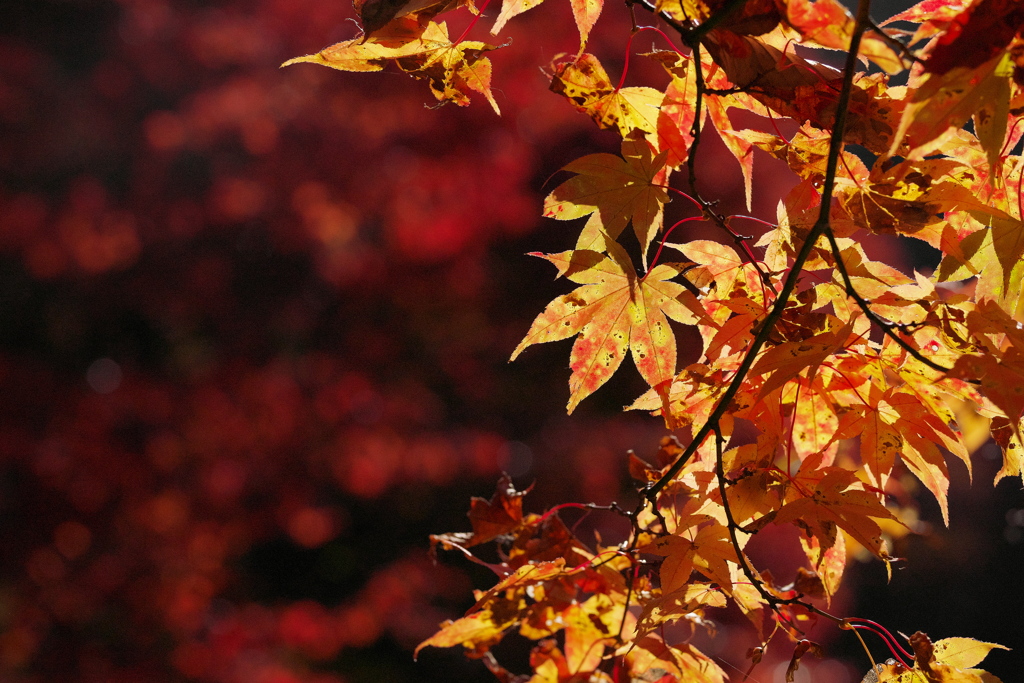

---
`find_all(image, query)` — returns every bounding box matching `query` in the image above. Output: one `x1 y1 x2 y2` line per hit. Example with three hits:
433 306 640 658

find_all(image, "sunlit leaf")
543 133 669 262
511 239 707 412
549 53 662 137
283 19 501 113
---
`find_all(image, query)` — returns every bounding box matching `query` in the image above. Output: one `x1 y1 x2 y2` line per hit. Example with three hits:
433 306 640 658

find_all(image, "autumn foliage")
284 0 1024 680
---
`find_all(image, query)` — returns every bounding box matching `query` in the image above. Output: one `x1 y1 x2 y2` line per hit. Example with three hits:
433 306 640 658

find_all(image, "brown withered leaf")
786 640 824 682
507 513 591 567
431 474 528 550
989 416 1024 484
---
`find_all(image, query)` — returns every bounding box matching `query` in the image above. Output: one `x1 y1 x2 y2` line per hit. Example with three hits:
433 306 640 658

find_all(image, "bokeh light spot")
86 358 122 394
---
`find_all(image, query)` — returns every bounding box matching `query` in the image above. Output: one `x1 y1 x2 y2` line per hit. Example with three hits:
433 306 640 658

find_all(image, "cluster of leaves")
290 0 1024 679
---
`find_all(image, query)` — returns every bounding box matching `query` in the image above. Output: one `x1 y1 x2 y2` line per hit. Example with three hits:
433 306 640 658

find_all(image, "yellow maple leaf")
543 133 669 265
549 53 662 137
511 238 707 413
283 19 500 113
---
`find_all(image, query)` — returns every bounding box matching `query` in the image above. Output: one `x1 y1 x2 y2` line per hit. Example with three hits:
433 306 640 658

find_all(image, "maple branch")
686 41 706 200
642 0 885 638
712 428 774 606
684 51 777 294
645 0 874 500
679 0 748 45
822 227 951 374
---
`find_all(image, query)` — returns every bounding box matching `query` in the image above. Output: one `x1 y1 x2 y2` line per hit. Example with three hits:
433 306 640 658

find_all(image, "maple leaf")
490 0 608 59
415 561 563 656
490 0 544 35
490 0 606 52
781 0 906 74
570 0 603 51
884 0 972 44
923 0 1024 76
688 52 765 208
949 353 1024 430
800 532 845 603
939 212 1024 309
851 160 991 238
885 631 1011 683
787 378 841 462
663 239 761 309
622 635 726 683
647 48 759 204
549 53 662 137
543 133 669 263
749 320 855 400
640 521 737 594
562 594 619 673
649 50 701 169
700 33 907 156
430 473 527 550
633 582 726 640
773 458 901 559
702 25 841 96
354 0 468 36
890 52 1012 162
282 19 501 114
511 239 707 412
933 637 1010 669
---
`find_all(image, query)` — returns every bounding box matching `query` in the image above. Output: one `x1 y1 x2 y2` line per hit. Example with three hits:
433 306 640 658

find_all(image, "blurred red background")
1 1 1021 682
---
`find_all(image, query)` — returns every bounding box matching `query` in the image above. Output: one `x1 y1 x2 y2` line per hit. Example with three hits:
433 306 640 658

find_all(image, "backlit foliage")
289 0 1024 680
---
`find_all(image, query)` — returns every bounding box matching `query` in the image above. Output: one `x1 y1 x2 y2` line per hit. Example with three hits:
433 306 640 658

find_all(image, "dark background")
0 0 1020 681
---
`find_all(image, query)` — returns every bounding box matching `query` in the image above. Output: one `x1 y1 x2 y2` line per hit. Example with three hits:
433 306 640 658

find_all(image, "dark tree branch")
644 0 875 500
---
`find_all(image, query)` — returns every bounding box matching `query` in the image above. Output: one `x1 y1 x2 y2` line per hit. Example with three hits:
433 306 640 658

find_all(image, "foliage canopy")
290 0 1024 680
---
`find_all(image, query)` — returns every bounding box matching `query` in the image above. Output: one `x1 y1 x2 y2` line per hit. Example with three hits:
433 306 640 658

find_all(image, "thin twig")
713 428 775 605
679 0 748 45
822 227 951 373
625 0 688 35
866 18 918 66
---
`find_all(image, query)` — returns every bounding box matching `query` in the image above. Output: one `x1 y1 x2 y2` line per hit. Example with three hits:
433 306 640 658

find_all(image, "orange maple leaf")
774 457 901 559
